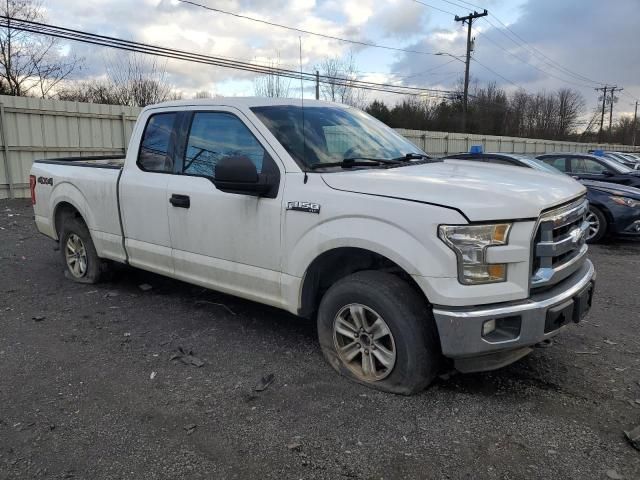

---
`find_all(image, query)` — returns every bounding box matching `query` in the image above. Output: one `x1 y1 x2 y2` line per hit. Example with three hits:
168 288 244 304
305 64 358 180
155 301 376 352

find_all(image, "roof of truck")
144 97 349 111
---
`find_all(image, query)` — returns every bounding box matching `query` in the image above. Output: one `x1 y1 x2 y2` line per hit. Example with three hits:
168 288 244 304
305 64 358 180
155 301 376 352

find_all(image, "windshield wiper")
390 152 431 162
309 157 400 169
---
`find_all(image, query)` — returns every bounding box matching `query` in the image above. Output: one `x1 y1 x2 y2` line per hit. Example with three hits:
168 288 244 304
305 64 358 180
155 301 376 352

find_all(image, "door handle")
170 194 190 208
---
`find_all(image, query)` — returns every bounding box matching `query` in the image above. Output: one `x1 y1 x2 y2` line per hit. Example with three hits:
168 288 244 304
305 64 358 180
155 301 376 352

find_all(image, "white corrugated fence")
0 95 140 199
0 95 635 199
395 128 636 157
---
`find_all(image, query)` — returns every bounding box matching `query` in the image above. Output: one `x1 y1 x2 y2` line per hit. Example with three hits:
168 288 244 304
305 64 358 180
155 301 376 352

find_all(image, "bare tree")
107 54 173 107
0 0 81 97
556 88 584 138
58 54 177 107
317 51 367 108
57 80 119 104
254 53 290 98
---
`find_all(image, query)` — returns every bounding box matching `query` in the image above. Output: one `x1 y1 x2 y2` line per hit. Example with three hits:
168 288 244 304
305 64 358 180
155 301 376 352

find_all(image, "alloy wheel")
585 210 600 241
65 233 88 278
332 304 396 382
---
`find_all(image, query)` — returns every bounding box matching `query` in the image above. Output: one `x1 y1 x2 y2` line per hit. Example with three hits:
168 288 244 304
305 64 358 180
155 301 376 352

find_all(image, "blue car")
582 180 640 242
442 149 640 243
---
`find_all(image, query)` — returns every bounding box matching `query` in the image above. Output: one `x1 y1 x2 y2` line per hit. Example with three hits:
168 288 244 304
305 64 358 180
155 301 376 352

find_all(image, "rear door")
119 111 180 275
166 108 285 307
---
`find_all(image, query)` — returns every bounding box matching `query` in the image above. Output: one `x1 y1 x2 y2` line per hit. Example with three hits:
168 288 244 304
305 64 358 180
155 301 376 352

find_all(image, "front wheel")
317 271 441 395
585 206 607 244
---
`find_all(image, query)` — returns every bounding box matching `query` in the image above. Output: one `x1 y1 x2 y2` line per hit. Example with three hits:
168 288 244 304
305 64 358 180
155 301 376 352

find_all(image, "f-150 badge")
286 201 321 214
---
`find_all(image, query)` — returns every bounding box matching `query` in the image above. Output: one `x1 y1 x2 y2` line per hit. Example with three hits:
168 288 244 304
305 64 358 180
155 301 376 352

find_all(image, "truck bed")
31 155 126 263
34 155 125 170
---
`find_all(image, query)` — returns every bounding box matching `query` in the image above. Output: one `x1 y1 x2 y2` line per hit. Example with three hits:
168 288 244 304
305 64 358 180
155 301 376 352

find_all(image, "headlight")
610 196 640 208
439 223 511 285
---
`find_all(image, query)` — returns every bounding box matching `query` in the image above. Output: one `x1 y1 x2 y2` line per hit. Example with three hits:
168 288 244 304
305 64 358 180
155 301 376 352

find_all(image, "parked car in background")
537 152 640 188
579 180 640 242
588 150 640 169
612 152 640 168
442 149 640 242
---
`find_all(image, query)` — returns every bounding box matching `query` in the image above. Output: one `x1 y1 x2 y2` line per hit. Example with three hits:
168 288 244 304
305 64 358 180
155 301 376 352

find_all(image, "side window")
570 158 606 174
184 112 265 178
543 157 567 172
138 113 176 173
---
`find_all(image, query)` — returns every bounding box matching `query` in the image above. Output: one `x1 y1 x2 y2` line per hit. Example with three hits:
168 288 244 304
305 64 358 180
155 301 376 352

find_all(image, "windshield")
601 156 633 173
251 105 426 169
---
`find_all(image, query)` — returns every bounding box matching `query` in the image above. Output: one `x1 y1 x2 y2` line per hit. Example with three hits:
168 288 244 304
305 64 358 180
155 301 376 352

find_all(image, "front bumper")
432 259 595 372
610 206 640 237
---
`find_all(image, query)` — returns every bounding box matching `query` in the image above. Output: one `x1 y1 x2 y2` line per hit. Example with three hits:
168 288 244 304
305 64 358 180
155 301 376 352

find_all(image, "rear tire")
585 206 607 244
59 216 107 284
317 271 441 395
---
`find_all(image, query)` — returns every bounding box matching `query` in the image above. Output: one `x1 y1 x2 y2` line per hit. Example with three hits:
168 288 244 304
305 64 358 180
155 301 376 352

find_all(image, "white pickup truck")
30 98 595 394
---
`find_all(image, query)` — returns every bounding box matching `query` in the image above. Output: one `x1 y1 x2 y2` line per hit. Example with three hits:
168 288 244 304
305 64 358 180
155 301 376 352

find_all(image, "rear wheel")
59 216 107 283
585 206 607 243
317 271 441 395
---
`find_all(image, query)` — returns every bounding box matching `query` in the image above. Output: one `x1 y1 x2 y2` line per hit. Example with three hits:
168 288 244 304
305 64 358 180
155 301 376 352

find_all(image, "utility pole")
315 70 319 100
595 86 608 143
6 0 11 95
632 100 638 147
609 86 622 141
455 9 488 132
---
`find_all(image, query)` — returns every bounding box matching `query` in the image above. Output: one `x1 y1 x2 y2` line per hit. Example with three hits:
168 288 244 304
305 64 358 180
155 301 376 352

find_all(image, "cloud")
35 0 640 114
370 0 428 38
391 0 640 115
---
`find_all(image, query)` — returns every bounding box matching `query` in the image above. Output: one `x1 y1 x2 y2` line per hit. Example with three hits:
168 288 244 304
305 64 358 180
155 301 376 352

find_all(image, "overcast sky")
44 0 639 120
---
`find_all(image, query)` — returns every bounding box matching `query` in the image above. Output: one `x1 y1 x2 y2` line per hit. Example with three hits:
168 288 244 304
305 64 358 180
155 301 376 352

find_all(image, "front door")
568 156 615 183
167 109 284 307
119 111 178 276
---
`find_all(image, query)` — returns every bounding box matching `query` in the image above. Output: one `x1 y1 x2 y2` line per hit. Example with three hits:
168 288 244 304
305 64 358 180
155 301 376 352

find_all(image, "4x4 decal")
38 176 53 186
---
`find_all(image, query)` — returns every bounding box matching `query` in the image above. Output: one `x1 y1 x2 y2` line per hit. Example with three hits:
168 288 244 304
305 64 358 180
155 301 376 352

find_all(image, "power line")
442 0 486 9
470 57 524 90
429 0 483 11
393 58 459 81
0 16 460 99
472 26 595 89
178 0 461 58
481 16 604 87
413 0 611 89
410 0 456 16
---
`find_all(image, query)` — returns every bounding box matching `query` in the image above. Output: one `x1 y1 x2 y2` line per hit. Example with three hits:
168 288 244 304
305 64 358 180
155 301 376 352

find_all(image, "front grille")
531 196 589 291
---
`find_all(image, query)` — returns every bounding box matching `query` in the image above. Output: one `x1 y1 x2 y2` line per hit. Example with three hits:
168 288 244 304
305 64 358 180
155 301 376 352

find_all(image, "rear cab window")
137 113 177 173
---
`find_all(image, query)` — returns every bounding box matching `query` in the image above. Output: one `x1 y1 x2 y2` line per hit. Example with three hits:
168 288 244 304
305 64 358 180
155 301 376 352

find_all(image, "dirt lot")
1 198 639 480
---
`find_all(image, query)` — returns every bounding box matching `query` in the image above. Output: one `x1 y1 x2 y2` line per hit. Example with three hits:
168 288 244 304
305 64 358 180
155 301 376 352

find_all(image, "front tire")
585 206 607 244
317 271 441 395
59 216 106 284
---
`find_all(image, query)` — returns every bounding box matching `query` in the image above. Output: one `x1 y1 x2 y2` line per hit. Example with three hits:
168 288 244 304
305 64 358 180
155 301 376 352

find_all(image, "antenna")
299 36 308 184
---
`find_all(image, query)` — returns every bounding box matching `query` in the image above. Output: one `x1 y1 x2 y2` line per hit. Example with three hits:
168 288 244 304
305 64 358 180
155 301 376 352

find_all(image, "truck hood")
321 159 586 221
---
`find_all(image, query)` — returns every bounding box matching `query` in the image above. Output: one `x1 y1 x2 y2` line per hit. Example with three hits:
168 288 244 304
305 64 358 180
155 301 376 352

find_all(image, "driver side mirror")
602 170 614 177
214 156 274 197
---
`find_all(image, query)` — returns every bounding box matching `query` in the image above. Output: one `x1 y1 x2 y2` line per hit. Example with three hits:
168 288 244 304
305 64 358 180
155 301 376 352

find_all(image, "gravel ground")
1 198 639 480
